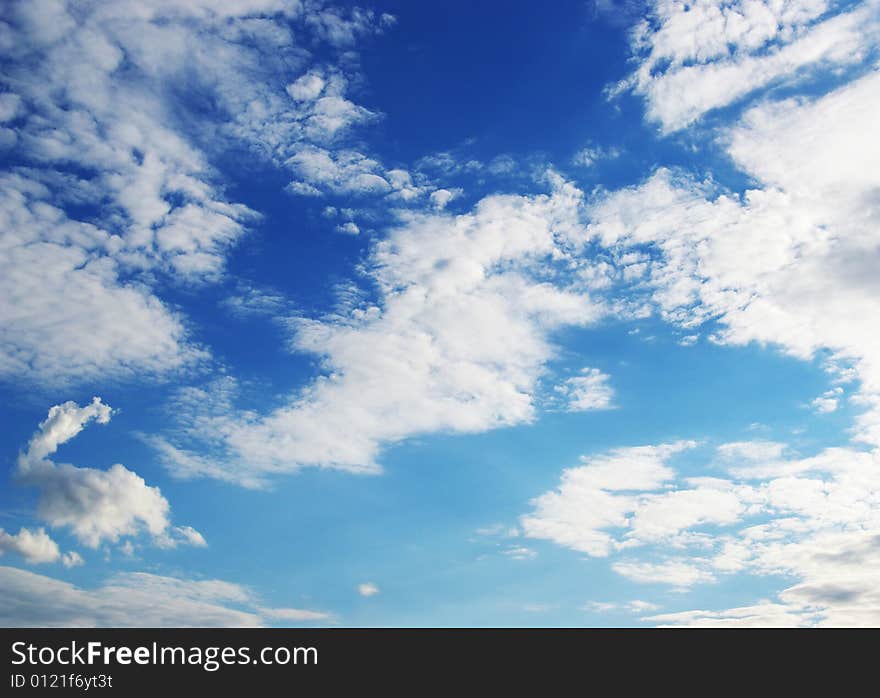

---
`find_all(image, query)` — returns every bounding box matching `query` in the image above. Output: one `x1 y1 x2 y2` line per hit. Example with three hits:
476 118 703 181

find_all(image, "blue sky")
1 0 880 627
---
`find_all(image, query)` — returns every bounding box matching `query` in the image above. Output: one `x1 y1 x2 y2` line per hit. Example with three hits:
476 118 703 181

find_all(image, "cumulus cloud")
287 71 328 102
0 0 395 385
520 441 699 557
0 527 62 565
429 188 461 210
357 582 380 597
617 0 880 132
0 525 85 568
335 221 360 235
590 67 880 449
0 174 207 384
151 175 610 484
555 367 615 411
16 398 203 550
523 438 880 621
0 567 331 627
812 387 844 414
286 146 391 196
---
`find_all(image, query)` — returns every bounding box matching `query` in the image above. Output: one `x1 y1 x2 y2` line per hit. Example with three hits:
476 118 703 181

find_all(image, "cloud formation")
555 368 615 411
617 0 879 132
153 175 609 484
357 582 380 597
17 397 204 550
523 438 880 623
0 0 395 385
591 68 880 448
0 527 81 566
0 566 330 627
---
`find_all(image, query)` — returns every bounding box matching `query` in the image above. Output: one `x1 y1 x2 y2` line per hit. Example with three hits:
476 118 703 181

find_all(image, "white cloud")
16 398 204 550
286 145 391 196
287 71 327 101
152 176 608 484
611 559 717 589
618 0 880 131
555 367 615 411
221 283 291 318
626 599 661 613
0 174 207 385
513 0 880 626
589 68 880 449
647 602 814 628
335 221 360 235
61 551 84 568
583 599 661 614
520 441 697 556
304 5 396 47
0 524 83 570
716 440 787 463
258 606 332 622
572 143 620 167
0 0 396 385
0 566 331 627
357 582 380 597
0 527 62 565
812 387 843 414
161 526 208 549
429 188 461 210
503 546 537 560
523 438 880 621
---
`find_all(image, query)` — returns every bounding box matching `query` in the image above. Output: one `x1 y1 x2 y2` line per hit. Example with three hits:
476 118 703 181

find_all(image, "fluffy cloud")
16 397 203 550
151 175 611 484
611 560 717 588
572 143 620 168
617 0 879 131
0 0 394 385
0 526 83 568
429 188 461 210
0 527 61 565
0 173 206 384
0 566 331 627
590 68 880 448
555 367 615 411
357 582 380 597
520 441 698 556
522 439 880 622
812 387 843 414
286 145 392 196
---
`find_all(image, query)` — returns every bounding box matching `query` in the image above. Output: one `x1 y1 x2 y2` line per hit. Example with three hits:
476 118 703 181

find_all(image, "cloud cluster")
523 438 880 624
0 527 81 567
357 582 380 597
17 397 204 551
527 3 880 626
521 442 698 557
153 175 611 484
0 0 394 385
617 0 879 131
555 368 615 411
0 566 330 627
591 68 880 447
